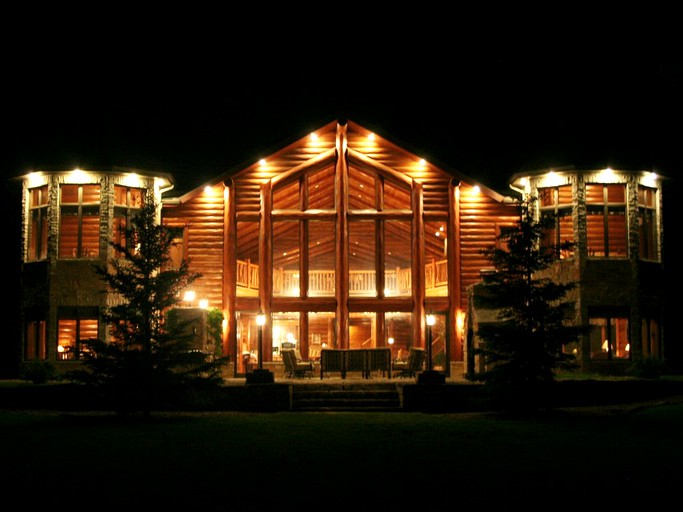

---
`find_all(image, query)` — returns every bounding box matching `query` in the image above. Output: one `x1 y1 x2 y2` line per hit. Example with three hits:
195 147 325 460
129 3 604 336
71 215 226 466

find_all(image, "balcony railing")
237 258 448 296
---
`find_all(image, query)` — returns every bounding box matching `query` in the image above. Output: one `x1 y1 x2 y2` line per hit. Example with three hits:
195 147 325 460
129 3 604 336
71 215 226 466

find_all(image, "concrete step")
291 383 402 411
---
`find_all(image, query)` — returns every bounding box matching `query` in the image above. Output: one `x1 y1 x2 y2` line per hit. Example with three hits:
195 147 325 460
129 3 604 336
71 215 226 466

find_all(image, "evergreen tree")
69 199 227 416
473 196 588 410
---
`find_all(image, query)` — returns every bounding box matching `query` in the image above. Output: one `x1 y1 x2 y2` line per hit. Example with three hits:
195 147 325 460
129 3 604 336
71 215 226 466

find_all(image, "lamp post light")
418 313 445 385
246 311 274 384
256 312 266 370
426 314 435 372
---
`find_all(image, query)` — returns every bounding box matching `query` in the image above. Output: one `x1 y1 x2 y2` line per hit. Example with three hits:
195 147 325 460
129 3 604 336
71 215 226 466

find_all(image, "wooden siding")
458 185 519 310
163 186 225 309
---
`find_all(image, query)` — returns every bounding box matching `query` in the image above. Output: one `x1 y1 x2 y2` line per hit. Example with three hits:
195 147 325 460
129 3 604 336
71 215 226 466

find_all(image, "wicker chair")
393 347 425 378
282 349 314 379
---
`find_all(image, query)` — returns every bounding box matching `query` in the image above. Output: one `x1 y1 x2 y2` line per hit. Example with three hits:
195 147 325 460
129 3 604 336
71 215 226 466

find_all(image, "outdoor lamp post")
418 313 445 385
247 312 274 384
426 314 435 372
256 312 266 370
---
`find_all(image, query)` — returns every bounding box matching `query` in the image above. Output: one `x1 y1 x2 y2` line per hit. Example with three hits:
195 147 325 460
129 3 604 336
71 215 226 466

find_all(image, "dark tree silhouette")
69 199 226 416
473 196 588 410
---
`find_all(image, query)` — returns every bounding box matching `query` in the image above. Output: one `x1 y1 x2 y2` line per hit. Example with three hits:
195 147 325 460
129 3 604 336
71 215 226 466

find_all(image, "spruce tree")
473 196 588 410
69 198 226 416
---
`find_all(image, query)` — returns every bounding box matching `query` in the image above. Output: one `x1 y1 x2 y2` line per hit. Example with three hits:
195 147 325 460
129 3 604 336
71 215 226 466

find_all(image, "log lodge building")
16 119 666 379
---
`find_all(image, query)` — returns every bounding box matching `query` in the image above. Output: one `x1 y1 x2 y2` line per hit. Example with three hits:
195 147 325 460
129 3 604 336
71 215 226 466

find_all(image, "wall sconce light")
183 290 196 306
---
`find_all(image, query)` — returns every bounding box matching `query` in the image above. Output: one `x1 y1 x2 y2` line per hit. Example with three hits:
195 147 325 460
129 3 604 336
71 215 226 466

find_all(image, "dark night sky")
3 32 682 196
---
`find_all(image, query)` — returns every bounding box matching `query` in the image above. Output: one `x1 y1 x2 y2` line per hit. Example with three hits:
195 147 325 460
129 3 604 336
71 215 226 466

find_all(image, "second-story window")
539 185 574 259
585 184 627 258
59 184 100 259
28 185 49 261
638 185 658 261
113 185 145 257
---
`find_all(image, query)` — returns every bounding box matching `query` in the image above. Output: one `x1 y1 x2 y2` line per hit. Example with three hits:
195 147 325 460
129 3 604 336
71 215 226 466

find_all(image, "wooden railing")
237 259 447 296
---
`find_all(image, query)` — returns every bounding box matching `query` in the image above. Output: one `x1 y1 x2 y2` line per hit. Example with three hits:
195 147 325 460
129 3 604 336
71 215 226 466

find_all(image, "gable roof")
163 118 512 206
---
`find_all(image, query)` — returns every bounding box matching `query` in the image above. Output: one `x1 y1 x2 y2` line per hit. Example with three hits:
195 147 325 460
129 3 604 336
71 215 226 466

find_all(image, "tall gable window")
348 167 413 297
539 185 574 259
585 183 627 258
113 185 145 257
59 184 100 259
272 166 337 298
28 185 49 261
638 185 658 261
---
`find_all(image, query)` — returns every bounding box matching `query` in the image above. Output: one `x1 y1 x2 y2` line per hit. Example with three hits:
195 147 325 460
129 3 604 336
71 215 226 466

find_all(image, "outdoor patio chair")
393 347 425 378
282 349 314 379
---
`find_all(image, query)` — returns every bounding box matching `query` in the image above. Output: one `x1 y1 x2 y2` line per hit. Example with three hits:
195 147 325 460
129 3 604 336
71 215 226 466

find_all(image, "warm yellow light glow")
121 173 142 188
642 171 658 187
27 172 46 188
456 310 465 332
259 159 266 166
183 290 196 303
310 133 318 141
543 171 564 187
368 133 375 141
596 167 617 182
57 345 65 353
199 298 209 309
472 185 481 193
203 186 213 194
256 313 266 326
388 337 395 345
426 314 436 326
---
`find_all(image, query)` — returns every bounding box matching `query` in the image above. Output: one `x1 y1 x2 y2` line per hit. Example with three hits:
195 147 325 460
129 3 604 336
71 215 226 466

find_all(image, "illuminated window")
27 185 49 261
57 310 99 360
307 166 335 209
236 221 259 297
586 184 627 258
589 310 630 360
638 185 658 261
424 221 444 297
59 184 100 259
273 220 300 297
539 185 574 259
308 220 335 297
386 312 413 359
113 186 145 257
349 220 376 296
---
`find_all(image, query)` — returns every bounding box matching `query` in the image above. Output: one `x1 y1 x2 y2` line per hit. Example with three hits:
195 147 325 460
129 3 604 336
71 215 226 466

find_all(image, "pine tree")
69 199 227 416
473 196 588 410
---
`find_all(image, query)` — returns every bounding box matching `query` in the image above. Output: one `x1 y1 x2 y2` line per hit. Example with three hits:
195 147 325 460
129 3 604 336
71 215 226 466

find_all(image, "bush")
627 357 668 379
20 361 57 384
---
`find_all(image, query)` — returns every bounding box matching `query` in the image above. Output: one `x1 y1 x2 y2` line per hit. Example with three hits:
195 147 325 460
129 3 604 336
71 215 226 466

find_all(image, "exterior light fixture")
426 314 435 372
246 311 274 384
183 290 196 306
418 313 445 385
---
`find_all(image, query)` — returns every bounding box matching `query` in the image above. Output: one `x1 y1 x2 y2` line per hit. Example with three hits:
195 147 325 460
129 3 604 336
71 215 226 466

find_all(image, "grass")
2 402 683 510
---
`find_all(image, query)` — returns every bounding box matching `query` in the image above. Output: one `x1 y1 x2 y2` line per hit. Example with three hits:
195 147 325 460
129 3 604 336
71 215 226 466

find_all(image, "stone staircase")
290 382 402 411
